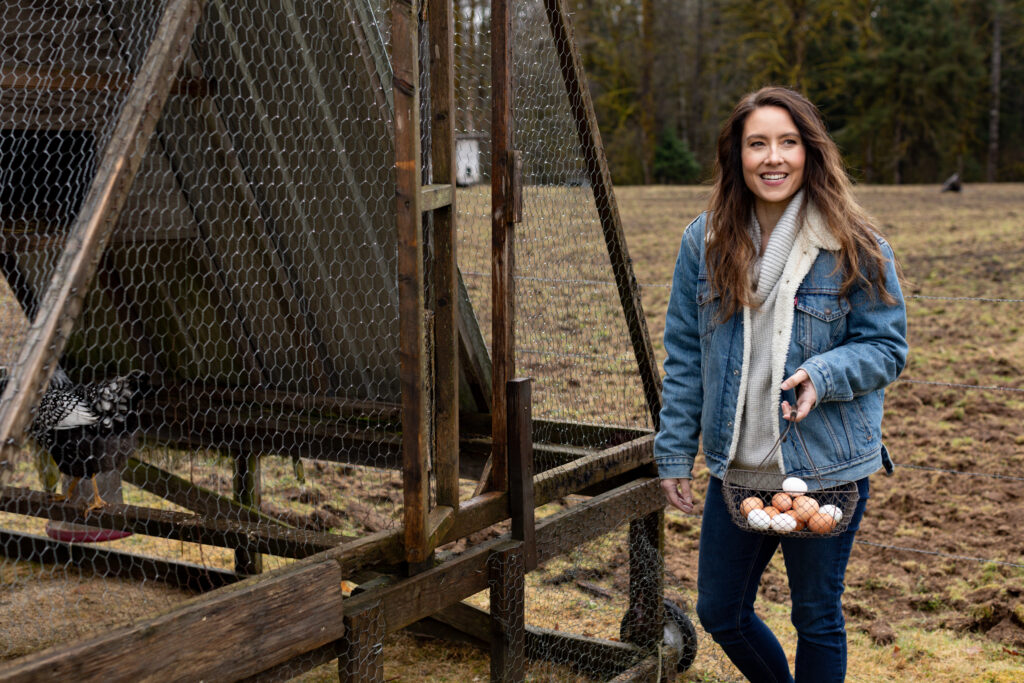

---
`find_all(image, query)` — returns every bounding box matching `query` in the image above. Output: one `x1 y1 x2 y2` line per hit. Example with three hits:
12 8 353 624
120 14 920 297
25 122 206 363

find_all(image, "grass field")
2 184 1023 681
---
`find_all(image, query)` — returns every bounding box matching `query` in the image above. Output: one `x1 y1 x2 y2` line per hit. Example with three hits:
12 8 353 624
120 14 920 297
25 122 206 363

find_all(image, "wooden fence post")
337 604 385 683
489 541 526 682
507 379 536 571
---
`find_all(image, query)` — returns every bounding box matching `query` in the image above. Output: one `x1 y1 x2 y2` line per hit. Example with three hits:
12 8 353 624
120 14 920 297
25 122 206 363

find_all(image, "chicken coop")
0 0 695 680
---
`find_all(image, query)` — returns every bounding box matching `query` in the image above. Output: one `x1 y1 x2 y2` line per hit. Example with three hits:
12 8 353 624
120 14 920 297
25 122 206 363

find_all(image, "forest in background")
456 0 1024 185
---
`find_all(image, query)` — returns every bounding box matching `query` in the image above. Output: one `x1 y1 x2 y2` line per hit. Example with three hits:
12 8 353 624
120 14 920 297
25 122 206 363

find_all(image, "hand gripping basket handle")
752 408 829 485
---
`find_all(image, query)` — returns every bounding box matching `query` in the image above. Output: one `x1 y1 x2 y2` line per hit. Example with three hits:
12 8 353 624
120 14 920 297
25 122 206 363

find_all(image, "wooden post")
393 0 431 565
490 0 514 493
542 0 663 429
428 0 459 512
0 0 205 466
489 541 526 683
625 510 665 651
337 605 386 683
233 452 262 575
507 379 536 571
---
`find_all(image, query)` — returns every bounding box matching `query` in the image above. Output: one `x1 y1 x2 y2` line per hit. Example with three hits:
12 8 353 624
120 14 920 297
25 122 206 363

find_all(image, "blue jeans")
696 476 869 683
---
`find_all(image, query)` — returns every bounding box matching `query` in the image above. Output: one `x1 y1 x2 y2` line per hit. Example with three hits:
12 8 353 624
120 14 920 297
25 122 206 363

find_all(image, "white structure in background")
456 132 485 186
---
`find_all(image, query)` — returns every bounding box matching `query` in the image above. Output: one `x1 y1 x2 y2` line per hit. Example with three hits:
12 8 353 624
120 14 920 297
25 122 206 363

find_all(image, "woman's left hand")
780 369 817 422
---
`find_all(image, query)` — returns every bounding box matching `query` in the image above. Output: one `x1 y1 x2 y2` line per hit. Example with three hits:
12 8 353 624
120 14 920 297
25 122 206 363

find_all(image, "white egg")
819 504 843 522
747 508 772 530
782 477 808 495
769 512 797 533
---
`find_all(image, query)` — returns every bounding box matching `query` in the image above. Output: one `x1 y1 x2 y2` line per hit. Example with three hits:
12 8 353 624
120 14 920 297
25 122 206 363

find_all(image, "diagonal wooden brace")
0 0 206 465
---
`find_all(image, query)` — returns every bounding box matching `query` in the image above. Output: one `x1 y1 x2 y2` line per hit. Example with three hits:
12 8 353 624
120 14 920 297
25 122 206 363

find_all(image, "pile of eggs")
741 477 843 534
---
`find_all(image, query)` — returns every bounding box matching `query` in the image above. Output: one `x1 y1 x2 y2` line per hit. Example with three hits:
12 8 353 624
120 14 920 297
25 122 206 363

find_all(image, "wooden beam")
158 384 401 422
507 379 536 571
457 270 493 412
0 66 207 95
343 478 662 635
489 0 514 494
608 648 681 683
233 451 263 575
489 542 526 683
0 529 237 593
420 183 454 211
0 559 345 683
393 0 430 566
460 411 651 450
0 487 342 558
121 456 290 528
424 602 644 679
337 603 385 682
428 0 459 514
234 477 662 682
625 511 664 650
0 0 206 468
542 0 663 429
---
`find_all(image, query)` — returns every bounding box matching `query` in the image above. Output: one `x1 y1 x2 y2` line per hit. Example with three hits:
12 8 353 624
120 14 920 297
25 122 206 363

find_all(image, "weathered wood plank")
430 602 641 678
625 511 664 650
457 270 493 412
234 451 263 575
420 183 454 211
0 66 206 95
429 0 459 515
393 0 431 565
460 412 651 450
490 0 514 494
0 487 342 558
121 457 289 528
337 603 385 682
542 0 662 429
0 0 206 468
607 647 681 683
507 379 536 570
0 529 237 593
0 559 345 683
158 385 401 422
489 541 526 682
343 478 662 635
211 476 661 682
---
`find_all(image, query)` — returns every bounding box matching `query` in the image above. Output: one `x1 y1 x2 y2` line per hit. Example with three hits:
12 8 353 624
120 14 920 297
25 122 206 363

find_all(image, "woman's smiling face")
741 105 805 212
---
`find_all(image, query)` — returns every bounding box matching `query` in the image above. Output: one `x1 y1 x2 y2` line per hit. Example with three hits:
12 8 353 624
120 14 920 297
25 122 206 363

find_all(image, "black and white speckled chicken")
1 368 148 512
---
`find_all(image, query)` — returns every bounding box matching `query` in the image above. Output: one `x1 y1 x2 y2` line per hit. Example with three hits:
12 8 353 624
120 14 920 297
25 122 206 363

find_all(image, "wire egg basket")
721 413 859 538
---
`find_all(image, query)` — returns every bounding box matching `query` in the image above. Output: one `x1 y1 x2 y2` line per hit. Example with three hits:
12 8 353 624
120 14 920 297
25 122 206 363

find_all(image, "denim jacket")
654 209 908 485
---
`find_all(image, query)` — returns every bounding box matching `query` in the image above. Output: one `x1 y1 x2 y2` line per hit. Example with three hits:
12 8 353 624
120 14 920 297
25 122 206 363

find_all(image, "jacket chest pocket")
794 292 850 358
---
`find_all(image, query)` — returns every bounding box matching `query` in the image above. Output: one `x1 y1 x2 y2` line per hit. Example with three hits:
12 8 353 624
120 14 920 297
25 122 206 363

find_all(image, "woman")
655 86 907 682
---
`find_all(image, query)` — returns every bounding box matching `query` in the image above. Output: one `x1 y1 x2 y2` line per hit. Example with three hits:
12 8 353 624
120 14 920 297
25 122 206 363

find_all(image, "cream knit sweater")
732 190 804 471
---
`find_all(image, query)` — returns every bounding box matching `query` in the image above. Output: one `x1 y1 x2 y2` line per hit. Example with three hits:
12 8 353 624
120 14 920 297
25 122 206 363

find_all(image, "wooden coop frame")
0 0 678 680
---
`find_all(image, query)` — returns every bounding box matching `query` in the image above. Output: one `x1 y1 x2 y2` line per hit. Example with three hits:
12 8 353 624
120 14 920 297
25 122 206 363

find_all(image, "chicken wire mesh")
1 0 405 662
0 0 693 679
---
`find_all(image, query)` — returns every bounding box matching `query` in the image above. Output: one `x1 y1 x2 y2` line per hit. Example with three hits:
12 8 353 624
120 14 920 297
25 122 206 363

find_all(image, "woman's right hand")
660 478 694 514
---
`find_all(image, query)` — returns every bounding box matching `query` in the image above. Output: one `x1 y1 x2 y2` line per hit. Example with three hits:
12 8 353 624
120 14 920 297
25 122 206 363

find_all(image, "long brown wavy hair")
706 86 896 321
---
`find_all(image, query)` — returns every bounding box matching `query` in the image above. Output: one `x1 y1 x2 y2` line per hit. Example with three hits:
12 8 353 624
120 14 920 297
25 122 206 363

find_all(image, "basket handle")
751 408 829 483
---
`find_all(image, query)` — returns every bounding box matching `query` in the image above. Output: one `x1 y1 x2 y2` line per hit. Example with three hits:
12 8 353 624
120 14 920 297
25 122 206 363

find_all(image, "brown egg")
740 497 764 517
807 510 838 534
792 516 806 532
792 495 820 522
771 492 793 512
762 506 780 519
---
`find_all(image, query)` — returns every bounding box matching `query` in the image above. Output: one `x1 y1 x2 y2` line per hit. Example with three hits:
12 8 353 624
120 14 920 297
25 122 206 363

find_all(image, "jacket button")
825 308 832 314
727 421 733 427
733 370 739 375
